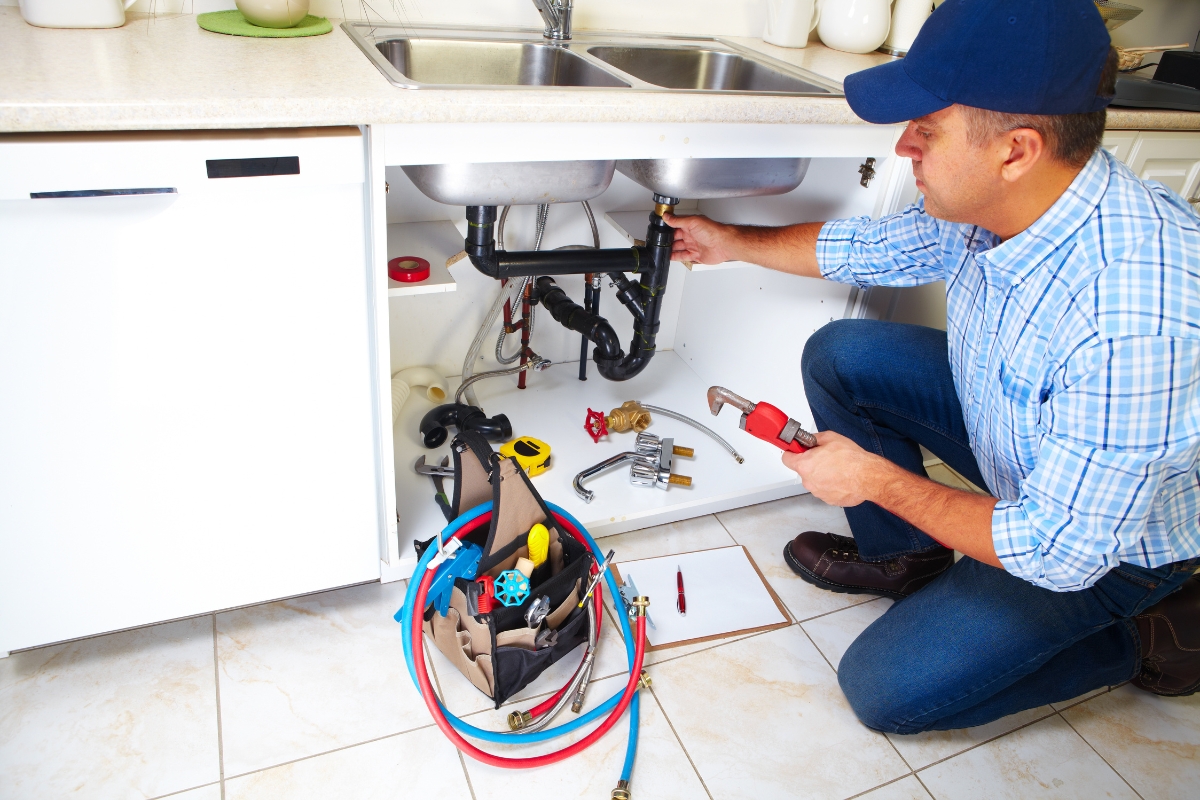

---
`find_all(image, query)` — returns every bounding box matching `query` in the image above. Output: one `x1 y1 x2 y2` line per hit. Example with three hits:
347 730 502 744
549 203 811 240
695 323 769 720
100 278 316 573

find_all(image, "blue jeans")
801 319 1198 733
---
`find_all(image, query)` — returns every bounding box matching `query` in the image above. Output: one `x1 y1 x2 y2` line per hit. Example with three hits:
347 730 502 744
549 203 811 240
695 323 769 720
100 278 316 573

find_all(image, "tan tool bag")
423 431 594 708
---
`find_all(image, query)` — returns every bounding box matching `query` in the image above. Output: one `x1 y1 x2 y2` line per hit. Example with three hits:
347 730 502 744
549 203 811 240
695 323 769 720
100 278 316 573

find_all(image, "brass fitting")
607 401 652 434
638 669 652 690
654 200 674 218
507 709 532 730
671 445 695 458
611 780 632 800
631 595 650 617
668 474 692 487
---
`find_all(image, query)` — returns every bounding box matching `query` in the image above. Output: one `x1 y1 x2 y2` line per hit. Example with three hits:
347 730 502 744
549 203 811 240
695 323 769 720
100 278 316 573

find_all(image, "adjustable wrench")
414 455 455 522
706 386 817 453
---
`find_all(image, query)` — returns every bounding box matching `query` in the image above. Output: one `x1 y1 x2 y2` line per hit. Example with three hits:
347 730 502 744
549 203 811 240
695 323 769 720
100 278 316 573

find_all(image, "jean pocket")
1111 562 1168 591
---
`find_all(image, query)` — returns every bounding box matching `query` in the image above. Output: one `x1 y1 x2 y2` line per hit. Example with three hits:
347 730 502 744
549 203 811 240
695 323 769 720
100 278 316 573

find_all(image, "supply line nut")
638 670 652 690
630 595 650 617
612 779 632 800
507 710 532 731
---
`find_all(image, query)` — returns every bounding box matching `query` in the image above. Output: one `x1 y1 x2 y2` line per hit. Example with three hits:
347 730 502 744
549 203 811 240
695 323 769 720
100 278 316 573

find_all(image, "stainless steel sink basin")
588 46 832 94
401 160 617 205
617 158 811 200
374 39 629 88
342 23 844 95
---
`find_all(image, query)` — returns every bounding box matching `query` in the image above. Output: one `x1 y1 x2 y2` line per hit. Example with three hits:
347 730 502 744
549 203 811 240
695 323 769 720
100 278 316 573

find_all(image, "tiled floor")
2 493 1196 800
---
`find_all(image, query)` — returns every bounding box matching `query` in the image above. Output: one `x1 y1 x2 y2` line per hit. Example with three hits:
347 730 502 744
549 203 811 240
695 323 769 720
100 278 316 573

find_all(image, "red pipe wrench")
707 386 817 453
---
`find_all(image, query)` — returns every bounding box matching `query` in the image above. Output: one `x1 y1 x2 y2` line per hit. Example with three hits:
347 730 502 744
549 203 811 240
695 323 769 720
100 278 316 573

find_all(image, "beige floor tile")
916 715 1138 799
0 617 219 800
216 580 434 777
1062 684 1200 800
801 598 894 670
595 514 736 563
886 705 1055 771
160 784 222 800
223 724 470 800
855 775 933 800
461 672 708 800
1050 687 1108 712
651 625 909 799
716 495 878 622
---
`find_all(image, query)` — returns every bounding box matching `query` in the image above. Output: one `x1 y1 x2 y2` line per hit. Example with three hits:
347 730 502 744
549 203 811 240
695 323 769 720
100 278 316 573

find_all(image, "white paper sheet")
615 546 787 648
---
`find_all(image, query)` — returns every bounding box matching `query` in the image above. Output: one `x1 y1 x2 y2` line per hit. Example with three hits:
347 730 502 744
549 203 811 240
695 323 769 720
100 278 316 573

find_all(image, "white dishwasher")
0 128 385 654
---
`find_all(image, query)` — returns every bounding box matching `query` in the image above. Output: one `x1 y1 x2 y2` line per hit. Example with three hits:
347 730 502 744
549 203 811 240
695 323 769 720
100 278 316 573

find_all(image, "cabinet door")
1100 131 1138 165
1125 131 1200 207
0 130 382 653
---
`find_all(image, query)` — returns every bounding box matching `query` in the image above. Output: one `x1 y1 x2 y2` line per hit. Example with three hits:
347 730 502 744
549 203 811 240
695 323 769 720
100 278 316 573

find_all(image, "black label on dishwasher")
206 157 300 179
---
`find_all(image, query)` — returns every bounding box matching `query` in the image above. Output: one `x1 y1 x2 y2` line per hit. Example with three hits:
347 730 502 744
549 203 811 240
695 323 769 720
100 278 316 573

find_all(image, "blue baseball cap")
844 0 1112 124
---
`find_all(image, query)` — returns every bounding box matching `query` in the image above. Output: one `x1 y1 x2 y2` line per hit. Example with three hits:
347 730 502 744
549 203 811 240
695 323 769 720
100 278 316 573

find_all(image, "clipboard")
611 545 791 651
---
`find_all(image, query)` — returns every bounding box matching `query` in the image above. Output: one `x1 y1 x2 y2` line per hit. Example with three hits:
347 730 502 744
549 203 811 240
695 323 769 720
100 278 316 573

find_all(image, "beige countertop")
2 7 1198 133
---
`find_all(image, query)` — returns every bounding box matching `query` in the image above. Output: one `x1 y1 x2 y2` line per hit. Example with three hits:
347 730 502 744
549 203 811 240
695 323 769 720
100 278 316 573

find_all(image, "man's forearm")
867 459 1002 568
727 221 826 279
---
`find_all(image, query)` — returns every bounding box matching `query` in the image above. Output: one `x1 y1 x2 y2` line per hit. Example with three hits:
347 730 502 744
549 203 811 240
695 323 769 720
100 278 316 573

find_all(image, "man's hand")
662 213 736 265
782 430 1003 568
782 431 879 507
662 214 827 280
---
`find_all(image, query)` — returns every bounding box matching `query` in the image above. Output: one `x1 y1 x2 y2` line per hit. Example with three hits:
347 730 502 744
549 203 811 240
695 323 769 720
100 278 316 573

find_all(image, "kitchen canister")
880 0 933 56
763 0 821 49
19 0 136 28
817 0 893 55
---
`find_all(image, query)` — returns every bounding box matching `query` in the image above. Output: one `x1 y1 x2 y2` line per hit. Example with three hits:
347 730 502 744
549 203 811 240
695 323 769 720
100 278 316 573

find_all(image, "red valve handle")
584 408 608 443
744 402 809 453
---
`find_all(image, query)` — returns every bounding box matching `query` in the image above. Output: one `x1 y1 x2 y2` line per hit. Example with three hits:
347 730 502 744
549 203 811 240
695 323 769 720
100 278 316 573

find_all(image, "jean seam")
857 412 927 552
892 619 1117 733
853 398 974 453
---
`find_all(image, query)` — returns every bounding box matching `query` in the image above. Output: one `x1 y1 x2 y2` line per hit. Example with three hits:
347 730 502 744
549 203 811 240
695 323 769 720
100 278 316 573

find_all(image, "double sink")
344 24 839 204
343 23 841 95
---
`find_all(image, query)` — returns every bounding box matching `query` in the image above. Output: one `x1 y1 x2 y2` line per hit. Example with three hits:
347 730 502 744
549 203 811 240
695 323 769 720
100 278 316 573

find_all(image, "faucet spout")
530 0 573 41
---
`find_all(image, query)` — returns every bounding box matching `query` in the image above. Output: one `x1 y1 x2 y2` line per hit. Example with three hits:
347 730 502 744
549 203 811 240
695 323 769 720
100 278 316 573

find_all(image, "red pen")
676 565 686 616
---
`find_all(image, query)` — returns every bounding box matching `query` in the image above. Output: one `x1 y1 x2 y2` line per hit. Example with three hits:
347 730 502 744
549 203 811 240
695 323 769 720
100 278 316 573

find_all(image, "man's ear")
999 128 1046 183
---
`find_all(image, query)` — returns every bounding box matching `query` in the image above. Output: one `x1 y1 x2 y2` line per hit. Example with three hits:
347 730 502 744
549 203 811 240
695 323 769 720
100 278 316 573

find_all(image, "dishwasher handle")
30 188 177 199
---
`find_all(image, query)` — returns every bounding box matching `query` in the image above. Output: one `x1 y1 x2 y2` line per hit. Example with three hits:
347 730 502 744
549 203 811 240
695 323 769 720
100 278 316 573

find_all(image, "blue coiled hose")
397 501 640 782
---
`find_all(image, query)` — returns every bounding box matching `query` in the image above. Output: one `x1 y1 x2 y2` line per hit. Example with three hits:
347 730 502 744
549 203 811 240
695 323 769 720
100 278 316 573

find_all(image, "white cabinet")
1125 131 1200 207
0 129 387 654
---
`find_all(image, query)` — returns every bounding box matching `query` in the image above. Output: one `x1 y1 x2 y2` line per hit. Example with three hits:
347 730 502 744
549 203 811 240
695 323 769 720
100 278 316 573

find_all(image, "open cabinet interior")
382 155 900 576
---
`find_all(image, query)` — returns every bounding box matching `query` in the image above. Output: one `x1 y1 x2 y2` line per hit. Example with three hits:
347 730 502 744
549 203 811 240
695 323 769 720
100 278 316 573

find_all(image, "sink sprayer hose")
396 501 644 784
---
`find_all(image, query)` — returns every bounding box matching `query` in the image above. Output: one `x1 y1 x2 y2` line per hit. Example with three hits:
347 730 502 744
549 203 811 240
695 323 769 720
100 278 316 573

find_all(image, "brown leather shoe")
1133 574 1200 697
783 531 954 600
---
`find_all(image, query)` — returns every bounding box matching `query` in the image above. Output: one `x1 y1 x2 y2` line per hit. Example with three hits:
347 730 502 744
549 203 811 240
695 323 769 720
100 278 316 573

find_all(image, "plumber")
666 0 1200 732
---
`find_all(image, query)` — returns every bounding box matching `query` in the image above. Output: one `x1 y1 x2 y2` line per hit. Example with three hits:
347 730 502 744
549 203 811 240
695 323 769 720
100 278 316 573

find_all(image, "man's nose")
895 126 922 160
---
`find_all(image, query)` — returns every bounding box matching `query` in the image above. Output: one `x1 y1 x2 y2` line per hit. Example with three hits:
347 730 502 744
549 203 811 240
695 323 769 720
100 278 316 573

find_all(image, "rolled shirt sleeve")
817 199 948 288
992 335 1200 591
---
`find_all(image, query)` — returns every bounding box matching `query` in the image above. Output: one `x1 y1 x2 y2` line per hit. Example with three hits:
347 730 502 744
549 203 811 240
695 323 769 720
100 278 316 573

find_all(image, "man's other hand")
662 213 735 265
781 430 878 507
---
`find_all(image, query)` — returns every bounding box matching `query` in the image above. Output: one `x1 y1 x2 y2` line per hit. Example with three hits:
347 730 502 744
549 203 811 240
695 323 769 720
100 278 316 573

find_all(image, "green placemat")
197 10 332 38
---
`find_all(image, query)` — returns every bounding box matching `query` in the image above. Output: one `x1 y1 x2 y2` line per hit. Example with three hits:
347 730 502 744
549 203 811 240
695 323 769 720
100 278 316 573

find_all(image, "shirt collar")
978 149 1112 284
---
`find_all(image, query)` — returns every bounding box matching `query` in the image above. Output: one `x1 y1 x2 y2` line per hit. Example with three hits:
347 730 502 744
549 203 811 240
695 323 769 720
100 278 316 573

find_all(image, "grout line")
147 782 223 800
648 684 715 800
1059 710 1147 800
914 770 937 799
844 772 918 800
456 748 480 800
212 614 226 800
220 722 439 781
906 708 1064 776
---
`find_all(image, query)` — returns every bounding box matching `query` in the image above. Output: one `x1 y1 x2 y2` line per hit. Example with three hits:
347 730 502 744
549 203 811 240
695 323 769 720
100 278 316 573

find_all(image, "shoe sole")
782 541 910 601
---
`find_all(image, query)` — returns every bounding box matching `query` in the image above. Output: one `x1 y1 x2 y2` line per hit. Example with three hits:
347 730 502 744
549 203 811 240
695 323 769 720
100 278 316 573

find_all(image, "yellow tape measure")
500 436 552 477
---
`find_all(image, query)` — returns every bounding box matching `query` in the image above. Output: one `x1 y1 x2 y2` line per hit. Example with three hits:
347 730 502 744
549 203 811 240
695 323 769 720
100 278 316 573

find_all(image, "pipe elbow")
419 403 511 448
595 352 654 382
466 247 501 279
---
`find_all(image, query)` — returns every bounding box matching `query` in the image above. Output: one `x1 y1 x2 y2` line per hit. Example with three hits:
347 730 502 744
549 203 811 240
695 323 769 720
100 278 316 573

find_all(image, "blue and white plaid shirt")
817 149 1200 591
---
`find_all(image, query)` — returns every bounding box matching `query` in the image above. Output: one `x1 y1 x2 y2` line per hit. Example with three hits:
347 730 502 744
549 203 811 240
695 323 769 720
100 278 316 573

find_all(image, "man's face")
895 106 997 224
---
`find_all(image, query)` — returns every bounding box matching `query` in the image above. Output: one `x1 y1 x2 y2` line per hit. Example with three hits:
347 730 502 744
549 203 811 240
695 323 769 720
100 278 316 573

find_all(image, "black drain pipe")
463 199 677 382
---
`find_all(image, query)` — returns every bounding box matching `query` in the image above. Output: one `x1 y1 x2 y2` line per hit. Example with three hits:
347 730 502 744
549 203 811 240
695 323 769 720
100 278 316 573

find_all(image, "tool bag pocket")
424 432 595 708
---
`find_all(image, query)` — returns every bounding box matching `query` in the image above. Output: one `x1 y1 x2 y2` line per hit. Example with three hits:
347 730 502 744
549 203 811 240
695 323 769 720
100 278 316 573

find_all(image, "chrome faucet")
531 0 573 41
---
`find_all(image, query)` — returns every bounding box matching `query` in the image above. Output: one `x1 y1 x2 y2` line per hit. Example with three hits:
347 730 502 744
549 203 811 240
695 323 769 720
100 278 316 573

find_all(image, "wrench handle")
744 402 811 453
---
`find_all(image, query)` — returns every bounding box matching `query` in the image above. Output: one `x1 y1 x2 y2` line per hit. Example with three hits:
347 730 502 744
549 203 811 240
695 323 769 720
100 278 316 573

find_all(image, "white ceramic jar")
236 0 310 29
817 0 893 55
19 0 136 29
763 0 822 49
